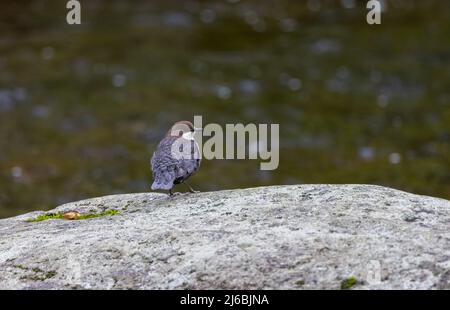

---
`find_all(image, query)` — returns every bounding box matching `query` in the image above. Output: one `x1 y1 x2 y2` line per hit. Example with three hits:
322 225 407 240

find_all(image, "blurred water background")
0 0 449 218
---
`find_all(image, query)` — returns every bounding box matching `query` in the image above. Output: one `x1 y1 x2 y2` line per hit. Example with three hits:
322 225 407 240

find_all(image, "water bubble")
287 78 302 91
11 166 23 178
341 0 356 9
0 90 14 111
215 85 232 100
162 12 192 27
389 153 401 165
377 93 389 107
14 88 27 101
310 39 341 54
112 74 127 87
326 78 347 93
424 143 438 155
279 18 298 33
337 66 350 80
0 88 27 111
200 9 216 24
359 147 375 161
41 46 55 60
32 105 50 118
73 58 90 77
60 119 75 132
238 79 260 95
243 10 259 26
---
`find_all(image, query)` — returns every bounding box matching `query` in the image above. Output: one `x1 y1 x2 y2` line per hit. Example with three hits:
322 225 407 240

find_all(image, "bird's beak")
194 127 203 132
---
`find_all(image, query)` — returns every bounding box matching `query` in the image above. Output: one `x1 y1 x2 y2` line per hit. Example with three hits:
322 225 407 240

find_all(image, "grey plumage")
151 122 201 194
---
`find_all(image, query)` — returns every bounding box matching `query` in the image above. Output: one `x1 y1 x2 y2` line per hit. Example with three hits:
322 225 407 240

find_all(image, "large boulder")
0 184 449 289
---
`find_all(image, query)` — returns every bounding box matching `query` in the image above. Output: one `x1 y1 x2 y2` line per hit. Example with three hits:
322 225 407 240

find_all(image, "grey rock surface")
0 184 449 289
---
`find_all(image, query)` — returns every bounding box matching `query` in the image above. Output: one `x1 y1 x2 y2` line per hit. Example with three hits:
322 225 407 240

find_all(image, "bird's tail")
151 180 173 191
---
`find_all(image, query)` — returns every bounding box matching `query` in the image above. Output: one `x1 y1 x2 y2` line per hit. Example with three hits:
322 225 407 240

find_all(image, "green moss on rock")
27 213 64 222
77 209 120 220
340 277 358 290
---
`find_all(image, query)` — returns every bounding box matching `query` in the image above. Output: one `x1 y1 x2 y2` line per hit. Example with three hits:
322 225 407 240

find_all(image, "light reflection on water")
0 0 449 218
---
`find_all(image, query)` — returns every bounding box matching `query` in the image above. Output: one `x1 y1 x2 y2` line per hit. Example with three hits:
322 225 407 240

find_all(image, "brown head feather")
166 120 194 137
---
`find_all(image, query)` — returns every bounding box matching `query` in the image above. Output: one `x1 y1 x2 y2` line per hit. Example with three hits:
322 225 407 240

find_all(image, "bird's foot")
168 189 181 197
183 182 199 194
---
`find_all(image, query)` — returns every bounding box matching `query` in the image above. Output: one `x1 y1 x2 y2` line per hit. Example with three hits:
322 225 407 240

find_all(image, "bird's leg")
169 188 181 197
183 181 199 193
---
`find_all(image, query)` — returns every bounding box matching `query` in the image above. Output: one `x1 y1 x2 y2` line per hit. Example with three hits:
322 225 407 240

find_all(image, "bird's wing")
151 137 201 189
151 137 179 189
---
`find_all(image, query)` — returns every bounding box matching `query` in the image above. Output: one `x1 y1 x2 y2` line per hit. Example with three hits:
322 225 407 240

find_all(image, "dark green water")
1 0 449 218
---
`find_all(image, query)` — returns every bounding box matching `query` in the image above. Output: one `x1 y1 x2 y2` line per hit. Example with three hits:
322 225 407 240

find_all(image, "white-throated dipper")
151 121 201 196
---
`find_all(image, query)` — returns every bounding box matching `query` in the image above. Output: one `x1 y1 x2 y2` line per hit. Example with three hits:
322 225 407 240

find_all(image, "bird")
151 120 201 196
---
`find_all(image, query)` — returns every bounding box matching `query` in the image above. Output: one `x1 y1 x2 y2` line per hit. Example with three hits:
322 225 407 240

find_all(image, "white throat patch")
182 131 195 140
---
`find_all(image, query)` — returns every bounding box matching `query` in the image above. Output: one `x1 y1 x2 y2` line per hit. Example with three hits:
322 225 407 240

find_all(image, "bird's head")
167 120 201 139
